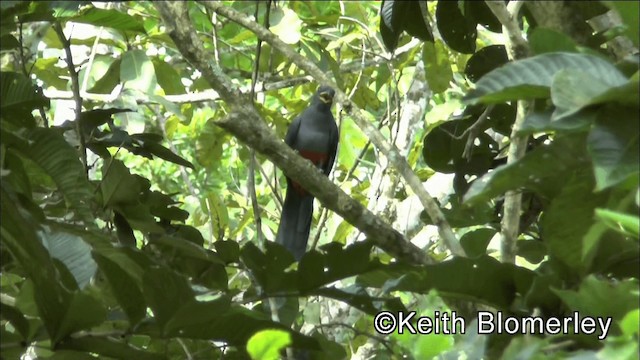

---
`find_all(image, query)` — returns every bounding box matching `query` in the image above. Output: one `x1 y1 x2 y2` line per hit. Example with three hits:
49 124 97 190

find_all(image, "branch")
201 1 465 258
54 22 88 177
485 0 531 263
485 1 530 59
154 2 434 265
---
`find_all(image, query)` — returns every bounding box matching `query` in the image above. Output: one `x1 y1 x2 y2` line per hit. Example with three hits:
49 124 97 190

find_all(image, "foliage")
1 1 638 359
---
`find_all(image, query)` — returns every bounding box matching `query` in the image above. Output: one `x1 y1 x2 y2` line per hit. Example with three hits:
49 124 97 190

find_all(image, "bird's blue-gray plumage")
276 86 338 261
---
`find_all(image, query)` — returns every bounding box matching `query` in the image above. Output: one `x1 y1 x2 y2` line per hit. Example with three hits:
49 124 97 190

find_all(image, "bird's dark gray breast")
295 110 335 152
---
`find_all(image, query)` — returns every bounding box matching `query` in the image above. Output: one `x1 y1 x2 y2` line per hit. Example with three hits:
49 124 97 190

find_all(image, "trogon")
276 86 339 261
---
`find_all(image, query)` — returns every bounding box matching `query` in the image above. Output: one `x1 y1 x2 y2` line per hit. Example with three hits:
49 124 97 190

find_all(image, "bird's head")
315 85 335 106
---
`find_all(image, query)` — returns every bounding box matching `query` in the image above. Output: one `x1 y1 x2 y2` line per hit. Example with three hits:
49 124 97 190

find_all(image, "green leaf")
152 58 186 95
619 309 640 337
423 40 453 94
88 58 121 94
542 171 608 273
0 303 30 340
357 256 535 310
529 27 578 55
92 251 147 324
588 106 639 191
1 72 49 119
205 192 229 241
338 117 367 170
464 135 588 205
464 45 509 83
70 7 146 33
298 241 377 292
246 329 291 360
143 141 194 169
460 228 495 258
605 1 639 47
40 227 97 289
27 128 93 223
121 49 157 94
150 236 225 265
518 109 595 135
436 0 477 54
595 209 640 238
100 159 141 206
313 286 406 315
270 8 302 44
550 69 621 120
57 337 165 360
163 298 318 350
553 276 639 322
142 266 195 329
464 52 628 104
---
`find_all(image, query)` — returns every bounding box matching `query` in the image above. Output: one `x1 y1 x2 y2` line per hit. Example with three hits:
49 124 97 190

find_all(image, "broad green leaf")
588 106 639 191
57 337 164 360
270 8 302 44
542 171 608 273
553 276 639 322
142 266 195 329
529 27 578 55
0 303 30 340
247 329 291 360
312 286 406 315
143 141 194 169
619 309 640 337
152 59 186 95
464 135 588 205
32 57 67 89
27 128 93 223
605 1 639 47
551 69 619 120
0 72 49 126
460 228 495 258
163 299 318 350
423 40 453 94
338 117 367 170
70 7 146 33
436 0 476 54
40 228 97 289
100 159 141 206
205 192 229 242
464 52 628 104
88 58 121 94
595 209 640 238
2 189 106 343
121 49 157 94
92 252 147 324
298 241 377 292
518 109 595 135
149 236 225 265
357 256 535 311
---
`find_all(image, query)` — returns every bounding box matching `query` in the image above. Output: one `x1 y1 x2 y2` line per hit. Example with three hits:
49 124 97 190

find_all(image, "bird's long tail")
275 182 314 261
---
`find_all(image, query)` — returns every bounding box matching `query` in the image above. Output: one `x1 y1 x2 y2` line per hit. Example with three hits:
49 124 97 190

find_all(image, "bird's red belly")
291 150 328 196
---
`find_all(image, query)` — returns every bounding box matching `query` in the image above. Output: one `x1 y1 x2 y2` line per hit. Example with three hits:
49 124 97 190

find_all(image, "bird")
275 85 339 261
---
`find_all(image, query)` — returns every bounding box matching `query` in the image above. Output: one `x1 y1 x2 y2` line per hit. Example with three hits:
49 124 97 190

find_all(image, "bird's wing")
284 115 302 148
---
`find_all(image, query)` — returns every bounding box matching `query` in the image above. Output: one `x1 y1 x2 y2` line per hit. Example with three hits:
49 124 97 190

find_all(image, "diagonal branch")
201 1 465 257
154 2 434 265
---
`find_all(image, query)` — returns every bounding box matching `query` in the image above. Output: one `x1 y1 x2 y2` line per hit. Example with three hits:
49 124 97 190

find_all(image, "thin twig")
462 105 494 161
54 22 88 177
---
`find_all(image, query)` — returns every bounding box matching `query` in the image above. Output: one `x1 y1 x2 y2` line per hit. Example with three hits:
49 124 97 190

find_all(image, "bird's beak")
319 92 333 104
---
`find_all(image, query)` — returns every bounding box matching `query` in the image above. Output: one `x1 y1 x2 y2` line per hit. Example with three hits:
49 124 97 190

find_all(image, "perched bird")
275 86 339 261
